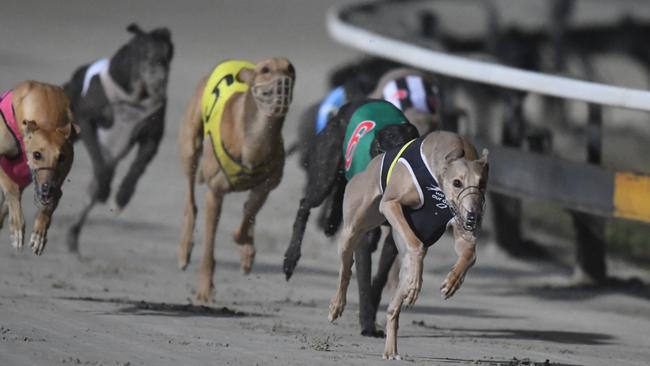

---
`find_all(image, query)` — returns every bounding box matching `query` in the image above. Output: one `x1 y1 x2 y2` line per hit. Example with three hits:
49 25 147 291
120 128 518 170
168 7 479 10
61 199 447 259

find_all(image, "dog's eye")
33 151 42 160
260 66 270 74
58 154 65 163
453 179 462 188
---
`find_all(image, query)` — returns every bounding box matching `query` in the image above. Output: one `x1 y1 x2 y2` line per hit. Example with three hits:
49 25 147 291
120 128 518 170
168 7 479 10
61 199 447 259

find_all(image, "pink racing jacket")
0 91 32 189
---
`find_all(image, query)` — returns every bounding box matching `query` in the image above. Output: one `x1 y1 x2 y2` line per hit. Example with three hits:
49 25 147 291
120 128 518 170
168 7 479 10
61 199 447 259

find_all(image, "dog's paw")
440 270 464 299
239 244 256 274
10 229 24 252
361 328 385 338
30 231 47 256
109 200 124 216
232 227 253 245
195 284 215 303
382 351 401 360
404 270 422 306
178 248 191 271
328 296 346 322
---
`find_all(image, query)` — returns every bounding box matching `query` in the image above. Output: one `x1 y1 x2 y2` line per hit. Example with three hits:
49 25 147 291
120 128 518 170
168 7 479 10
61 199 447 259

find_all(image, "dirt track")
1 1 649 365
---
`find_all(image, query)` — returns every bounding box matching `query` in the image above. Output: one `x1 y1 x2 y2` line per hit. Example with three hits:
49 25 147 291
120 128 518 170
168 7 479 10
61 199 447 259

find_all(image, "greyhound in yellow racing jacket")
201 59 282 191
179 57 295 302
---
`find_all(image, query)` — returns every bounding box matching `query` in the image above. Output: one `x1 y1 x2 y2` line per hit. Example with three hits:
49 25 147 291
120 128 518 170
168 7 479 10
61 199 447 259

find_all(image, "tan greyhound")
179 58 295 301
0 81 78 255
328 131 488 359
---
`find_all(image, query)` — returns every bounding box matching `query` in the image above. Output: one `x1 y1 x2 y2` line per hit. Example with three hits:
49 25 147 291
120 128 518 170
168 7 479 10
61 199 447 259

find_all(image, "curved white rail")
326 4 650 112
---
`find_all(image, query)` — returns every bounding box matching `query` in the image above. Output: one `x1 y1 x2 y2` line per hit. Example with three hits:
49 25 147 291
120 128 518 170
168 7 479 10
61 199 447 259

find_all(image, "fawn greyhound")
284 69 442 336
0 81 78 255
179 58 295 301
328 131 488 359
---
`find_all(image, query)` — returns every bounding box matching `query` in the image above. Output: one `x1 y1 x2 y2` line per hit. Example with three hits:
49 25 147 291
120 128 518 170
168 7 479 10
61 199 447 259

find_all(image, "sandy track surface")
1 1 649 365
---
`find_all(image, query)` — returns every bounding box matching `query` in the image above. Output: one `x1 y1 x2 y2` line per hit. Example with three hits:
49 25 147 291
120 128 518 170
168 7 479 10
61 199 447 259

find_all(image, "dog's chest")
381 137 454 246
200 60 280 191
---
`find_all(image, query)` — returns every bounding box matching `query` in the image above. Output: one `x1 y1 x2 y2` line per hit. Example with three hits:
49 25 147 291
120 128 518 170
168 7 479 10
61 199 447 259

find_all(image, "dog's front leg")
379 199 425 306
440 224 476 299
232 172 279 274
30 206 54 255
0 174 24 250
196 188 225 302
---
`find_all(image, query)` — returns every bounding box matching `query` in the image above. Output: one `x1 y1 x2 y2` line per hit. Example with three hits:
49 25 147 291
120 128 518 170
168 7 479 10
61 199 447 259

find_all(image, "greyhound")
328 131 488 359
0 81 79 255
63 23 173 253
284 69 442 336
178 58 295 302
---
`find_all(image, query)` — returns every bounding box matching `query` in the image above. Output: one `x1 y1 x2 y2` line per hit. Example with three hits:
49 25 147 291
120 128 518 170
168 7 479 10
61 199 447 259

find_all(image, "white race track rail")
326 4 650 112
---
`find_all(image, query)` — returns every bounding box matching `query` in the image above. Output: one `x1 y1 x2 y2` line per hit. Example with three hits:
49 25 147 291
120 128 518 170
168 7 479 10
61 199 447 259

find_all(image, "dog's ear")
56 123 71 139
151 27 174 60
445 147 464 163
126 23 146 36
236 67 256 85
57 123 81 140
151 27 171 41
477 148 489 165
477 148 488 162
22 120 39 134
476 148 489 182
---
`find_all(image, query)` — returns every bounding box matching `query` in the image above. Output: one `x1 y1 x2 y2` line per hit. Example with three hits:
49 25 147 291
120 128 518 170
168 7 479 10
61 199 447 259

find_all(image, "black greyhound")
63 23 173 252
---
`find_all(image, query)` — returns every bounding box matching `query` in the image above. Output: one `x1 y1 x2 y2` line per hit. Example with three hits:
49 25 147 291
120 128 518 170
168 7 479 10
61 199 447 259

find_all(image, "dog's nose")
41 183 51 197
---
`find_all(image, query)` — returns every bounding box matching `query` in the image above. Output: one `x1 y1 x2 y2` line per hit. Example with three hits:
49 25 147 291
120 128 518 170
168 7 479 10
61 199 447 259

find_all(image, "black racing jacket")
380 137 454 247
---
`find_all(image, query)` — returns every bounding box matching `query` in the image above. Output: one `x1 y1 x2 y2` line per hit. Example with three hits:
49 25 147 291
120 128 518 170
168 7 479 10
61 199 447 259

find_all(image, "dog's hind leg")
284 173 344 280
284 112 347 280
178 78 206 270
321 175 346 237
328 224 366 322
114 106 165 211
233 172 280 274
196 188 224 302
370 227 399 319
383 265 407 360
66 194 97 253
356 227 384 337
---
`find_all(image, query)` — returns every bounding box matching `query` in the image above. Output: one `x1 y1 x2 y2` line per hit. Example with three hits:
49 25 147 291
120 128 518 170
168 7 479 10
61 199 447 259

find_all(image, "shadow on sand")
398 305 524 320
414 355 584 366
408 320 615 346
58 296 258 318
508 276 650 302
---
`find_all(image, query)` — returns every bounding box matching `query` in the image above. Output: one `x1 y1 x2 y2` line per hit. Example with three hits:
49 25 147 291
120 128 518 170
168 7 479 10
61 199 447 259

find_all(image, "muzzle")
450 185 485 233
251 75 294 117
31 167 62 207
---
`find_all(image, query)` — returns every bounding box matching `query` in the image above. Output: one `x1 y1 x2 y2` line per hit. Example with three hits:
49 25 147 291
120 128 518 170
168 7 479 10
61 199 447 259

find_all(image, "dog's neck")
420 138 447 186
108 46 135 95
235 91 284 166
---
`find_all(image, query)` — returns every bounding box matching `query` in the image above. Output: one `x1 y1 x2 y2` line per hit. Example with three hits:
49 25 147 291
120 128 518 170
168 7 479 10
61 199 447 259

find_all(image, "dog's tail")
178 77 206 270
